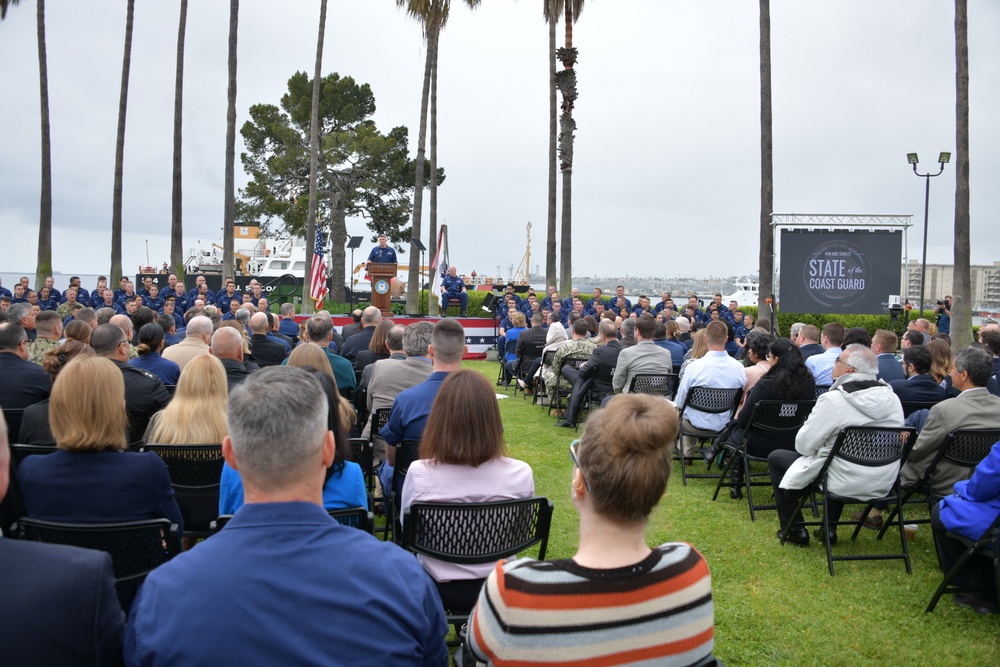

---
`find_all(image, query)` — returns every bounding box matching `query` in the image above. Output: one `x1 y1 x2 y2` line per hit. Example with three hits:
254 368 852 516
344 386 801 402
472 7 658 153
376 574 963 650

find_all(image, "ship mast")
512 222 531 285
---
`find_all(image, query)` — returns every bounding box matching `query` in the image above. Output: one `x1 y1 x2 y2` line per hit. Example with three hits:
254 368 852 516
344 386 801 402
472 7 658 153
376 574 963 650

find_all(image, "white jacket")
780 372 904 500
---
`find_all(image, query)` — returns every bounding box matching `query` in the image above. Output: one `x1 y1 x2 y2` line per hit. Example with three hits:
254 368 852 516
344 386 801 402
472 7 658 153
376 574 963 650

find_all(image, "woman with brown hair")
928 338 952 385
63 319 92 345
401 369 534 613
466 394 715 666
18 340 94 445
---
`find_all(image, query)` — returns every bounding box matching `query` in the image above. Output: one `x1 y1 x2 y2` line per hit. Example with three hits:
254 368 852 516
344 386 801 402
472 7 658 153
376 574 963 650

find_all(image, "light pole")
907 151 950 316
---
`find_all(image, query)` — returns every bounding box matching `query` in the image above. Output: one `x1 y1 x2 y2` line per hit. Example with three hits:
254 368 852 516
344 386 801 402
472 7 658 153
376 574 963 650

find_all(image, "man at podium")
367 234 397 265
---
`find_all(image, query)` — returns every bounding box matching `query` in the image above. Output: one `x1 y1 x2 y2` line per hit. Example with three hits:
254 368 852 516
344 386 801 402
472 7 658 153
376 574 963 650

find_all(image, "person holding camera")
935 296 952 334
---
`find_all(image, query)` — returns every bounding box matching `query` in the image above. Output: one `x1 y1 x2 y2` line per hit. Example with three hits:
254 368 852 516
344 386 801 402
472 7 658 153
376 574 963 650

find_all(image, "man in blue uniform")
367 233 397 265
439 266 468 317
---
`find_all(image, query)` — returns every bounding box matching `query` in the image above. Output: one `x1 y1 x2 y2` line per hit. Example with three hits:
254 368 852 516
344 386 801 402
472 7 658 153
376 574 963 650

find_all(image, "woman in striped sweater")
465 393 715 667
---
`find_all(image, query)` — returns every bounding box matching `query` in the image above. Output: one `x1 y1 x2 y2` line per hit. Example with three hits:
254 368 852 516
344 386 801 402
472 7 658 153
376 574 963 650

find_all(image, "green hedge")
737 307 954 337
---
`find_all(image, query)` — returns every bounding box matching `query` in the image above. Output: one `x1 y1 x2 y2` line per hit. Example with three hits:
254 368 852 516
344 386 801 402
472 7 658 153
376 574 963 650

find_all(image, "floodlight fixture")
938 152 951 164
907 153 919 165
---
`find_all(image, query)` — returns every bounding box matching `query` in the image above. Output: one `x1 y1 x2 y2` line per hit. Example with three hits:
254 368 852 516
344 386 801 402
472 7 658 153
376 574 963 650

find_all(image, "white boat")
183 226 316 278
723 280 761 308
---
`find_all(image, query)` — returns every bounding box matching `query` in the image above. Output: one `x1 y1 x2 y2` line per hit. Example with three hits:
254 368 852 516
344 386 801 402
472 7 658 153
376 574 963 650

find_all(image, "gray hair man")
125 367 448 664
162 315 214 372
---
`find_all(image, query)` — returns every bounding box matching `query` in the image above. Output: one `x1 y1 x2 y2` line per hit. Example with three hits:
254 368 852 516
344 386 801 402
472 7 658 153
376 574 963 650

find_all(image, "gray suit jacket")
900 387 1000 496
363 356 434 450
612 340 674 394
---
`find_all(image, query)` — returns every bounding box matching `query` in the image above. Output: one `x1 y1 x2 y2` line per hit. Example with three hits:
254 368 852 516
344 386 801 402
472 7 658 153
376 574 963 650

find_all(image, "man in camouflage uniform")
543 318 598 397
28 311 63 365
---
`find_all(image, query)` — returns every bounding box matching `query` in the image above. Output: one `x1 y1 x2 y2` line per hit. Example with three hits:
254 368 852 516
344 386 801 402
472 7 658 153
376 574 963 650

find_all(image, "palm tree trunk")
222 0 239 284
546 14 557 291
170 0 188 279
110 0 135 286
428 30 440 316
34 0 51 291
406 26 436 310
557 2 576 293
952 0 971 350
304 0 328 312
330 202 347 306
757 0 774 330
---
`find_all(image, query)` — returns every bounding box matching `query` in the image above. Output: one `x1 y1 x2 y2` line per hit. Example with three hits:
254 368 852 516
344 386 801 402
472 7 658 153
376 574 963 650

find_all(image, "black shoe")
701 442 725 465
953 594 998 615
777 528 809 547
730 486 743 500
555 420 576 428
812 528 838 546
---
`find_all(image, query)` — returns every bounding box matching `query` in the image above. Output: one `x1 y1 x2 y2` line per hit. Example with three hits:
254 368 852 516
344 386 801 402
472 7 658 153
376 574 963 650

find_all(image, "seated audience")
353 318 394 376
890 345 948 407
465 394 714 666
126 366 448 665
401 370 534 614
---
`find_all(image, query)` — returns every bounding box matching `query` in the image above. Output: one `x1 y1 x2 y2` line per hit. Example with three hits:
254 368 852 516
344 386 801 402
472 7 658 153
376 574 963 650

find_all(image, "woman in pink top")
401 370 534 613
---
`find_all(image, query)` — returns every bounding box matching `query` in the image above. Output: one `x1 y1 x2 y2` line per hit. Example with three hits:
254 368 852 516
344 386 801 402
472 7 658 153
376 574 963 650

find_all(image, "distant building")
901 260 1000 310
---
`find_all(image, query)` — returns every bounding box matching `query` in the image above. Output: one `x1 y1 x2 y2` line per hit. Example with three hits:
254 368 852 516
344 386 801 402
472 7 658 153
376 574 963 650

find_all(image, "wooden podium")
368 263 397 316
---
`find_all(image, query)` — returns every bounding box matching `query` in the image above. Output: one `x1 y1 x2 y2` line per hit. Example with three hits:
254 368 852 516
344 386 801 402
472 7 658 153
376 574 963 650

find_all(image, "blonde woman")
19 355 183 528
144 354 228 445
678 329 708 381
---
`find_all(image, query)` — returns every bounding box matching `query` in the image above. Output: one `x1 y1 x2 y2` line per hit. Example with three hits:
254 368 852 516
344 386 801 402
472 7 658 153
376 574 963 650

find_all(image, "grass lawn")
462 360 999 667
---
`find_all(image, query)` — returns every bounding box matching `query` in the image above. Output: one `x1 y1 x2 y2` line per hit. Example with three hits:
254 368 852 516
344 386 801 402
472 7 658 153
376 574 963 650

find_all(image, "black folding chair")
142 443 225 540
211 507 375 534
712 400 815 520
899 400 941 418
497 339 518 389
532 350 556 407
10 443 57 467
627 372 676 401
814 385 831 399
2 408 25 445
404 497 553 640
388 440 421 545
779 426 916 576
877 429 1000 539
16 517 181 588
926 512 1000 612
676 386 743 485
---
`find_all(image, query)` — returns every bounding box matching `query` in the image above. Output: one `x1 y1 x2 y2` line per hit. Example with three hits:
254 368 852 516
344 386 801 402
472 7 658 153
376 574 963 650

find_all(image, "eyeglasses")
568 439 591 493
834 358 853 369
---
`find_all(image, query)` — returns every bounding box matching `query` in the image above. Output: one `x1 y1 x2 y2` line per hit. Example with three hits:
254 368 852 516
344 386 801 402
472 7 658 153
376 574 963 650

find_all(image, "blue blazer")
19 449 184 532
890 374 948 404
0 539 124 666
939 440 1000 540
876 354 906 383
0 352 51 410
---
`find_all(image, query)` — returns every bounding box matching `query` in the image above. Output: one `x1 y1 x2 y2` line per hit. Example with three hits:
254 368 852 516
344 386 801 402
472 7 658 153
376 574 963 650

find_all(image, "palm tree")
952 0 971 350
303 0 329 315
397 0 480 312
544 0 560 292
170 0 188 279
2 0 52 292
222 0 239 283
428 41 440 314
757 0 774 328
110 0 136 286
555 0 583 293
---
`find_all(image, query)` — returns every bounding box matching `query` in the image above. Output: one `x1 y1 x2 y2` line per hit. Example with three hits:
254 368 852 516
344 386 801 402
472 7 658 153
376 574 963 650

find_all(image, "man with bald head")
339 305 382 363
212 327 252 391
162 315 214 371
248 312 287 367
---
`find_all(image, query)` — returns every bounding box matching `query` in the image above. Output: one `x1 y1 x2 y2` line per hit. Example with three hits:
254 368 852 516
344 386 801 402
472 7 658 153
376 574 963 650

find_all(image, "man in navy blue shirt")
216 279 241 314
380 319 464 490
367 233 397 265
439 266 468 317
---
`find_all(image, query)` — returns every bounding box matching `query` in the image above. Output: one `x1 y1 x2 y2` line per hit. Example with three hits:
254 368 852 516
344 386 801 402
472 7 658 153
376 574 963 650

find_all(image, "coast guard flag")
310 230 328 309
429 225 448 300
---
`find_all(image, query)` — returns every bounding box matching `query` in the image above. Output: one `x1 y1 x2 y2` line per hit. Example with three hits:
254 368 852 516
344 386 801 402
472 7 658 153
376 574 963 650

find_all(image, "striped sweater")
467 543 714 667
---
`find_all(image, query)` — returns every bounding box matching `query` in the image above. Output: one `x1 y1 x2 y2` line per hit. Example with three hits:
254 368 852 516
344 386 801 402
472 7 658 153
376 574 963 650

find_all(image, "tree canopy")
237 71 442 299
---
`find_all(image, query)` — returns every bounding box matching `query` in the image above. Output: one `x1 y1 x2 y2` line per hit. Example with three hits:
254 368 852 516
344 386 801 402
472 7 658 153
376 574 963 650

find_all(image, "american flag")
309 230 328 308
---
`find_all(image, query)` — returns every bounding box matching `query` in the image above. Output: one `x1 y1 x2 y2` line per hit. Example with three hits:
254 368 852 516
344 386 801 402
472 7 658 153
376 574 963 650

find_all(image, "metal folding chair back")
10 443 58 467
926 512 1000 612
17 517 181 588
627 373 675 400
676 386 743 485
532 350 557 406
349 438 376 511
814 385 831 399
142 444 224 537
712 400 815 520
549 353 591 417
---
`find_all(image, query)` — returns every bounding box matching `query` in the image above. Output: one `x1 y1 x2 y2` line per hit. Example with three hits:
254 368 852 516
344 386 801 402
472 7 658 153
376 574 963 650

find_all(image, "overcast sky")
2 0 998 285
